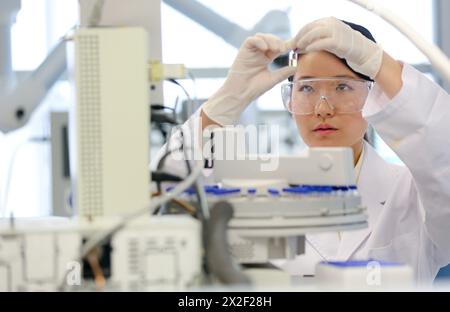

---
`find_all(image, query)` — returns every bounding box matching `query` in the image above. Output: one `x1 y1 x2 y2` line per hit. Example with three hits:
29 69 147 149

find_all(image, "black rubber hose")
205 201 251 286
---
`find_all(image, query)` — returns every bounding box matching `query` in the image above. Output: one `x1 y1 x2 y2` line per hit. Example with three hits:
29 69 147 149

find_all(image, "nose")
315 96 335 118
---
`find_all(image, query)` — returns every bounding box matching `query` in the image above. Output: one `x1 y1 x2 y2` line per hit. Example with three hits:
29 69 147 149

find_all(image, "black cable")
151 106 178 125
151 102 180 195
166 79 196 120
150 104 178 144
151 171 182 183
151 170 183 214
156 123 168 142
151 104 175 111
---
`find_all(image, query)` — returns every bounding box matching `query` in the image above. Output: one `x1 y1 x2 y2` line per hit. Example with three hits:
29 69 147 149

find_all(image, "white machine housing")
211 127 355 187
315 260 414 290
0 216 202 291
202 127 367 264
67 27 150 218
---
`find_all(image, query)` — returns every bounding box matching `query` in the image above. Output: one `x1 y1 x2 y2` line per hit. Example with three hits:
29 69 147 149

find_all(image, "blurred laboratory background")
1 0 450 287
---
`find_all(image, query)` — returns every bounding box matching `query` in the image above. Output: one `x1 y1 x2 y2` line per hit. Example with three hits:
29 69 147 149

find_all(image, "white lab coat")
154 64 450 284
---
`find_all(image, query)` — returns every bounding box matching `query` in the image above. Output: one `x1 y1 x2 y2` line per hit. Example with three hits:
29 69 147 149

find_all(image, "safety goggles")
281 77 373 115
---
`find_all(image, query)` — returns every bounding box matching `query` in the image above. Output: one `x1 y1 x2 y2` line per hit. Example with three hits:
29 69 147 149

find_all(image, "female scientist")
157 17 450 284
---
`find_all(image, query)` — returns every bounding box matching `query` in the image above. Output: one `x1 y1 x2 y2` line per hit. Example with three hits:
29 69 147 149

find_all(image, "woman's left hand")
288 17 383 80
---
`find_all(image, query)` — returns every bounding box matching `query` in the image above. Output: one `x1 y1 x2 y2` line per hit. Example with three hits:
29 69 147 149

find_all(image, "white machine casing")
67 27 150 218
205 127 366 264
315 260 414 291
111 216 202 291
211 127 356 187
0 216 202 291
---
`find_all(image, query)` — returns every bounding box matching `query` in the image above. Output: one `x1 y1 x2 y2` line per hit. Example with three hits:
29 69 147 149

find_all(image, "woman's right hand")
202 33 296 126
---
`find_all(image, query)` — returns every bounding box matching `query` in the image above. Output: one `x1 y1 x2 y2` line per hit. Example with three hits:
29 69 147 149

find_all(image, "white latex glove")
288 17 383 79
202 33 296 125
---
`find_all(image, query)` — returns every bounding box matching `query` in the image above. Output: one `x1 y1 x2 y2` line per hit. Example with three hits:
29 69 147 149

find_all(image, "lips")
313 124 338 132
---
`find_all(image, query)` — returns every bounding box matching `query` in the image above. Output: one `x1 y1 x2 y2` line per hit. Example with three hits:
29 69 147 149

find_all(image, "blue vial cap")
282 186 310 194
184 187 196 195
320 186 333 193
210 188 241 196
204 185 219 191
268 188 280 196
305 185 321 192
204 185 217 192
247 188 257 194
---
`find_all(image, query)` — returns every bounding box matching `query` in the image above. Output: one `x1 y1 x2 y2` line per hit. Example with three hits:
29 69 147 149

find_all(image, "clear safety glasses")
281 78 373 115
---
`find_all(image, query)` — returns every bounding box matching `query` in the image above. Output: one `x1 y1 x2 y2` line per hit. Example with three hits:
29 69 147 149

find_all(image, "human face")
290 51 369 153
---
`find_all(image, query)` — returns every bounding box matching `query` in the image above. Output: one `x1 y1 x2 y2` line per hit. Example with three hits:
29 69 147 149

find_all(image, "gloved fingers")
294 26 333 52
244 36 269 53
287 17 332 50
289 19 321 46
304 38 337 54
255 33 286 53
270 65 297 85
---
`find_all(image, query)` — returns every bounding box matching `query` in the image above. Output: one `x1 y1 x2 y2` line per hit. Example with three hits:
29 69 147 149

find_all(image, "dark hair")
290 20 377 82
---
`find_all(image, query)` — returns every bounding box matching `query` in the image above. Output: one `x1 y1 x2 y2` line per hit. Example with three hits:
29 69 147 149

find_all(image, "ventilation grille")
127 238 139 275
77 35 104 217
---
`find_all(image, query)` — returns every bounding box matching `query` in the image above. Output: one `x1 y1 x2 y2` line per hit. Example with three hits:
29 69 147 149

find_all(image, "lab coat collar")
334 141 392 261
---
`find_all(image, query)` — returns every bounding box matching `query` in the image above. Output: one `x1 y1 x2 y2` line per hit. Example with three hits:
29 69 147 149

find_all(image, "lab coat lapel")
334 142 391 261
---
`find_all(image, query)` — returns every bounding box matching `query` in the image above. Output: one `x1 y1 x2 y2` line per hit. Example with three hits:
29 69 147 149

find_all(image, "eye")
298 84 314 93
336 83 353 91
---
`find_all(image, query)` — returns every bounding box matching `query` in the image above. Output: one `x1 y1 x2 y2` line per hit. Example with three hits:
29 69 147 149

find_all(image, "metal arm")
0 0 20 92
0 39 67 133
0 0 67 133
163 0 291 48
